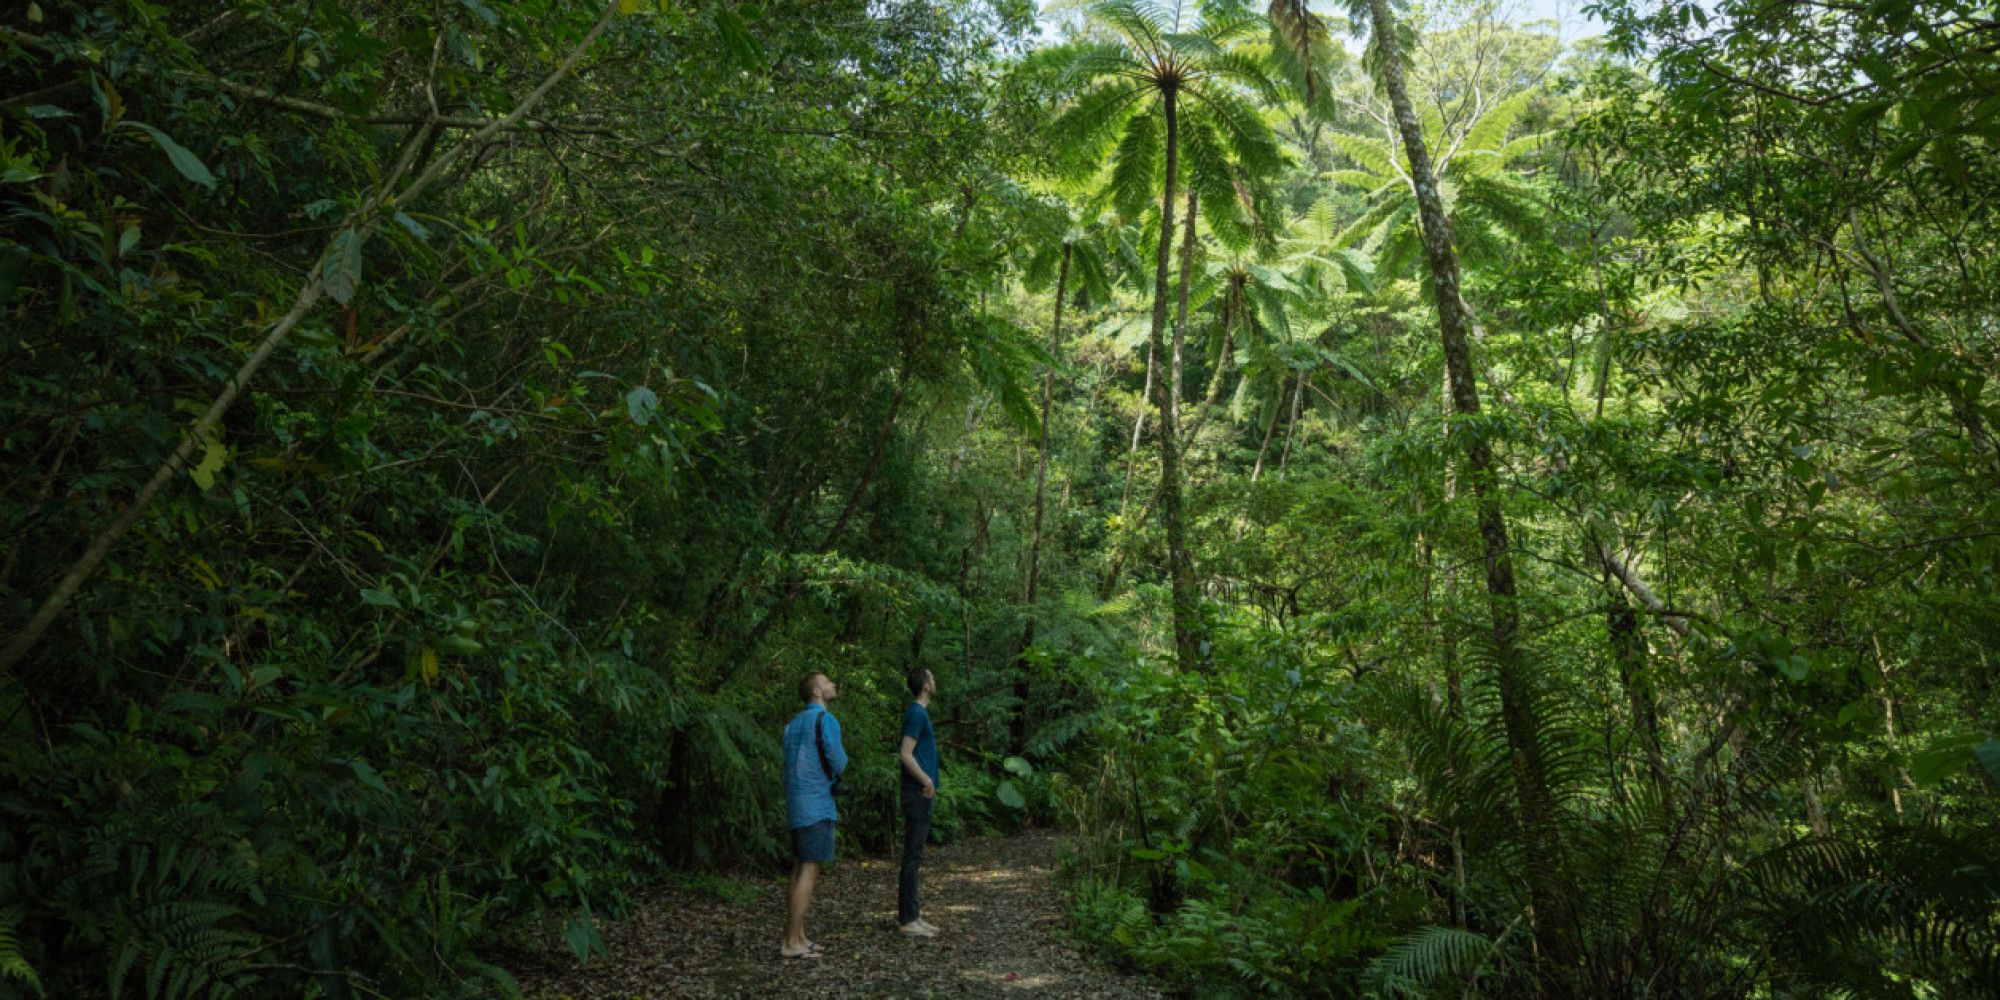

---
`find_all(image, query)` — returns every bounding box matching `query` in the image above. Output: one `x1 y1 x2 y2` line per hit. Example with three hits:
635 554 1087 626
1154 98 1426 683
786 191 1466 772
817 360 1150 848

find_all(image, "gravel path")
517 831 1163 999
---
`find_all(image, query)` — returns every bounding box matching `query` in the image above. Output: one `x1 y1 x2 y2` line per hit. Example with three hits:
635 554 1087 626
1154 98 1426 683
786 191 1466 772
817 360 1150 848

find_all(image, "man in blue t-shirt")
896 667 940 936
780 672 846 959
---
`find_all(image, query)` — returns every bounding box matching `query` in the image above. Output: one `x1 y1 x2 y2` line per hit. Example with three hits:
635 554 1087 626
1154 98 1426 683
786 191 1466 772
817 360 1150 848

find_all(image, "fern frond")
0 924 42 997
1328 132 1399 180
1463 91 1535 155
1364 924 1503 997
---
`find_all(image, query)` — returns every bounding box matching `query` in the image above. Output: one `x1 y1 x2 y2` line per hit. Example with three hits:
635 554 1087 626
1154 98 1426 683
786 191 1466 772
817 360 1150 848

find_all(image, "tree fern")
0 921 40 998
1363 924 1505 998
1325 87 1552 279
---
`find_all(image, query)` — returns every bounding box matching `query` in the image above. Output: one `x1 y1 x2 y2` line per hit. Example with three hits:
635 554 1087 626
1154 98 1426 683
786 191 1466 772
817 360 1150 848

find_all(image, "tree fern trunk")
1118 341 1154 520
1363 0 1577 977
1172 191 1199 430
1179 285 1236 451
1016 243 1071 755
1149 87 1200 673
1278 370 1303 481
1251 374 1286 483
1024 242 1070 620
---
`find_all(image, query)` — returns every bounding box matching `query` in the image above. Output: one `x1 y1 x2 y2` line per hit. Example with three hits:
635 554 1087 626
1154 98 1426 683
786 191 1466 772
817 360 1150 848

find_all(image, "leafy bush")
1054 634 1408 997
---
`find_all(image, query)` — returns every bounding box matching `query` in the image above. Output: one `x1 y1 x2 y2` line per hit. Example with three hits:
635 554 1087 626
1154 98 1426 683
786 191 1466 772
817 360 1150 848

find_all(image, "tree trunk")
1149 87 1199 673
1609 594 1670 795
1178 286 1236 453
1251 375 1287 483
1197 290 1235 415
1015 243 1071 755
1118 341 1155 520
1363 0 1576 975
820 373 907 553
1278 370 1304 481
1171 191 1199 430
1024 244 1070 619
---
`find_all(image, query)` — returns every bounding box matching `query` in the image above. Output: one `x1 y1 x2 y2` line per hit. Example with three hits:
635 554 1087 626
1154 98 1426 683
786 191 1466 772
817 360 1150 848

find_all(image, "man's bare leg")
782 860 821 957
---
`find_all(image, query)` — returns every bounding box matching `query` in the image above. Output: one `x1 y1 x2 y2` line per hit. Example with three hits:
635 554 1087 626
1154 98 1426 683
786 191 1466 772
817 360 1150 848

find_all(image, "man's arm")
825 715 848 774
899 736 935 798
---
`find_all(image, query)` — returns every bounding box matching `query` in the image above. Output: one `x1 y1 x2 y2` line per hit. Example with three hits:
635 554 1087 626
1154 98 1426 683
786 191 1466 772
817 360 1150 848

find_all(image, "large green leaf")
1976 739 2000 787
322 228 363 305
996 779 1026 808
124 122 216 189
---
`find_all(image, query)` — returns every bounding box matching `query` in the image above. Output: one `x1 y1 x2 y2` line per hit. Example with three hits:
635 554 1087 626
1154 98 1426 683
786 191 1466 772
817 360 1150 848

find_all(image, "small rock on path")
516 830 1162 999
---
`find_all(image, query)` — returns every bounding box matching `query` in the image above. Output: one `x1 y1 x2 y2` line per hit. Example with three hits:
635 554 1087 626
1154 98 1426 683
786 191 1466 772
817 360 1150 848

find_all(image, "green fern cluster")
1364 633 2000 1000
0 915 40 998
1327 91 1551 282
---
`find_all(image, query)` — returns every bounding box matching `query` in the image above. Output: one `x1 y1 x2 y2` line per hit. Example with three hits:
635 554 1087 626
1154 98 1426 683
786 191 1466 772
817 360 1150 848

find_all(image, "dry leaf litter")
511 831 1165 999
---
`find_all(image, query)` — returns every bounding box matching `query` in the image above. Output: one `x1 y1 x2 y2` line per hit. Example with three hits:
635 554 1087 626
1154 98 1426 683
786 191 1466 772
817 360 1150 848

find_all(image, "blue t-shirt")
900 702 938 787
783 705 846 829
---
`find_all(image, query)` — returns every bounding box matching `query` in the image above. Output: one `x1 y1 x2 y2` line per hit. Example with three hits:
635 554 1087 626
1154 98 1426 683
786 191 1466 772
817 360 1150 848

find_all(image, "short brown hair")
798 672 828 703
907 668 932 699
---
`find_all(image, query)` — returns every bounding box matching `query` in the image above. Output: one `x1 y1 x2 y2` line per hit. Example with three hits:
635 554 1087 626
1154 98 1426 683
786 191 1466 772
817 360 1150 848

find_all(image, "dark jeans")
898 779 934 925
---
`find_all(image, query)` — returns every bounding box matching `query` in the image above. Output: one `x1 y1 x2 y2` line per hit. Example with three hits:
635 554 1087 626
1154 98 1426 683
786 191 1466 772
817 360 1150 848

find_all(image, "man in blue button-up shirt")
780 672 845 959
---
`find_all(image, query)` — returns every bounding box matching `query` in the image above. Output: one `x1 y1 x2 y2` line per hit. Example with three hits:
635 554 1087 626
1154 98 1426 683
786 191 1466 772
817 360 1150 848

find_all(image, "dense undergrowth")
4 0 1999 998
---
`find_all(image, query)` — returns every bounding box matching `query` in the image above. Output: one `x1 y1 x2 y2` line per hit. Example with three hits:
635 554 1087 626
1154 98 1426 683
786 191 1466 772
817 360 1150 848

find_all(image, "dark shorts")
792 818 835 863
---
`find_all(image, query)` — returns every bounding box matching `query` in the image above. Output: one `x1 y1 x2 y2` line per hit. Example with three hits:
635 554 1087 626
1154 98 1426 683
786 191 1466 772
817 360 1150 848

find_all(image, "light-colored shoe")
915 918 940 934
899 921 937 937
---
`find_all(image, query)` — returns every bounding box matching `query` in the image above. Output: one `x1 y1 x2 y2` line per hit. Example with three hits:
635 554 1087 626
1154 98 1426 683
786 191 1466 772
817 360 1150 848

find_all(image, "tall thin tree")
1274 0 1579 975
1032 0 1285 670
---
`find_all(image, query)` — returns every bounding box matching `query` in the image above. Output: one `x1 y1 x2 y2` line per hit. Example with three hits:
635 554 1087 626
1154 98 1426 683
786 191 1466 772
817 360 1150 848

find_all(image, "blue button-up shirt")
783 704 847 829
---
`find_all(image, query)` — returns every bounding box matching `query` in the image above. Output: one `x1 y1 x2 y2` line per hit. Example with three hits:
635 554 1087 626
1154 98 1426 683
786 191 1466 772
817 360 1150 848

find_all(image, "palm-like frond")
1330 194 1406 250
1240 261 1298 296
1109 112 1163 221
1326 168 1397 194
1328 131 1400 180
1365 925 1506 998
1046 79 1154 176
1741 822 2000 992
1181 118 1244 246
1250 282 1294 340
1500 130 1554 163
963 314 1049 437
1162 31 1227 61
0 921 41 997
1114 223 1149 287
1186 85 1287 178
1265 0 1338 111
1323 89 1553 281
1198 48 1288 106
1459 173 1546 243
1283 248 1373 297
1300 193 1344 241
1462 90 1535 155
1071 239 1118 304
1023 243 1064 292
1197 1 1269 46
1021 40 1143 90
1089 0 1170 53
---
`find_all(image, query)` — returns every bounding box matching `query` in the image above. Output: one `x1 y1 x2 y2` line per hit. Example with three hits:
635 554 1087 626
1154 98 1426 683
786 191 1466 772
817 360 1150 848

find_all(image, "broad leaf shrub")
1054 634 1416 998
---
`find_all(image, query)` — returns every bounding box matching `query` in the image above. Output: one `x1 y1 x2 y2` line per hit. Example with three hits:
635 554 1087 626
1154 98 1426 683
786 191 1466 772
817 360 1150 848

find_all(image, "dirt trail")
517 831 1162 999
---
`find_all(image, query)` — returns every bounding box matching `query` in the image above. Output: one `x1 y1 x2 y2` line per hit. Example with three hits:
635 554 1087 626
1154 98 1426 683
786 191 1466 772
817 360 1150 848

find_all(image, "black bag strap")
814 710 836 782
